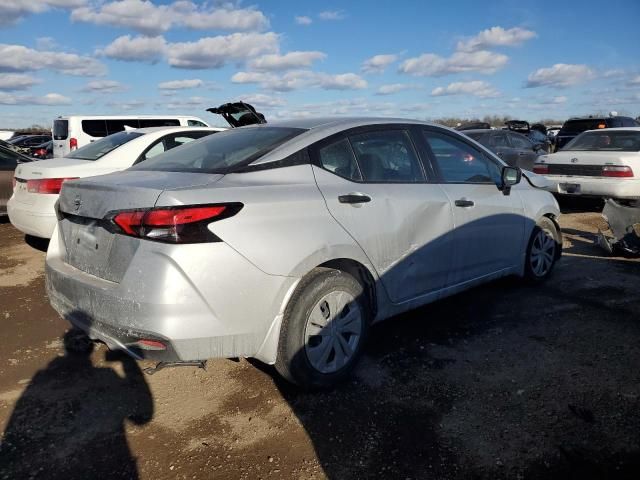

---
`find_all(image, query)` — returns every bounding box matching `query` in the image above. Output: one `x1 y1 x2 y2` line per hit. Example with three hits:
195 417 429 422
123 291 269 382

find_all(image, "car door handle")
518 152 527 156
338 193 371 204
454 198 475 207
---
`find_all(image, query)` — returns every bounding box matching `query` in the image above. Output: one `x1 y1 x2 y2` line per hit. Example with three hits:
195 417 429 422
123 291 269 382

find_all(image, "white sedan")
534 127 640 199
8 126 224 238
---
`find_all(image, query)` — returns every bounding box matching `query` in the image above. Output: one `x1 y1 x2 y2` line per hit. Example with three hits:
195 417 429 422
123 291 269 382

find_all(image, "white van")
52 115 209 158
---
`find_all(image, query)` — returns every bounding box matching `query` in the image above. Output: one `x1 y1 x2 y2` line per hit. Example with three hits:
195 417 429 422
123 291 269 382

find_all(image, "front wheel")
275 268 370 390
524 217 562 281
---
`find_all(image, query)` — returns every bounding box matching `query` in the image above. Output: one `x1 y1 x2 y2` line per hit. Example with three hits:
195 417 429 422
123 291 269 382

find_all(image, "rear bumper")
7 195 58 238
45 226 298 363
541 176 640 199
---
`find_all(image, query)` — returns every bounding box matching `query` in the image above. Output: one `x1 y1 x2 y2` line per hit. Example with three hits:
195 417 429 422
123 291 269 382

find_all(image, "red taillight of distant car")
533 164 549 174
70 137 78 150
602 165 634 178
109 204 243 243
26 177 79 194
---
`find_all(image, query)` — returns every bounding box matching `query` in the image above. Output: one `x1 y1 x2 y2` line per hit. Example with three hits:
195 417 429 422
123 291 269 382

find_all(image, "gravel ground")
0 200 639 480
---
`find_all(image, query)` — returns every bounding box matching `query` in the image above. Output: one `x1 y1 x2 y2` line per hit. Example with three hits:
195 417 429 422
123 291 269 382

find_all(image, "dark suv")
555 115 639 150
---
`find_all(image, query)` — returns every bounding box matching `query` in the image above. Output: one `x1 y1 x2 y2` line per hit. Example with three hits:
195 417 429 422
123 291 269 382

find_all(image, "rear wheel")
275 268 369 389
524 217 561 281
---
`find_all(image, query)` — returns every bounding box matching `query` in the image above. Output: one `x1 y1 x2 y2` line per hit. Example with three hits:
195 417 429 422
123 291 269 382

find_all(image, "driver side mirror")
500 166 521 195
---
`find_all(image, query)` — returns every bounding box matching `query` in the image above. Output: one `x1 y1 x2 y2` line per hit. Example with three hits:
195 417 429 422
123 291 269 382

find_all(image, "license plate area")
559 182 581 194
62 216 116 279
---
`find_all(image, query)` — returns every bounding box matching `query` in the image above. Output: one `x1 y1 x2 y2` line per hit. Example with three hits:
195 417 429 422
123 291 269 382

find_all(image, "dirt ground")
0 199 639 480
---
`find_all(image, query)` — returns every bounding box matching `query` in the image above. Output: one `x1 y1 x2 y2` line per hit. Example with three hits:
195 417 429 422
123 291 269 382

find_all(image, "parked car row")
6 99 640 387
3 103 564 389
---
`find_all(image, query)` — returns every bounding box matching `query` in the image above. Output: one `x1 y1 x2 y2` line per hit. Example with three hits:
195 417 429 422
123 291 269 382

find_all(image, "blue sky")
0 0 638 128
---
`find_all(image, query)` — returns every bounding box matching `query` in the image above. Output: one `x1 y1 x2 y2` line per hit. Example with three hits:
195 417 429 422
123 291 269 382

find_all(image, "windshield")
133 127 305 174
563 131 640 152
66 131 143 161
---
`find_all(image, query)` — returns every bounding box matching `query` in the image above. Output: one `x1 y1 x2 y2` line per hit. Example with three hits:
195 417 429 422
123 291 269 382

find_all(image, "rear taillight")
602 165 634 178
70 137 78 150
109 203 243 243
27 177 78 194
133 339 167 351
533 164 549 174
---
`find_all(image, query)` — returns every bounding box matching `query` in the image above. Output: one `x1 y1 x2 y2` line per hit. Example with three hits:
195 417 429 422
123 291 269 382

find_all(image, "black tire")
275 267 370 390
524 217 562 282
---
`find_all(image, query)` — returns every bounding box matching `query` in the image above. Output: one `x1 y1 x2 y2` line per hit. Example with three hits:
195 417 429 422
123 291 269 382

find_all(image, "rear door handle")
518 152 527 156
338 193 371 204
454 198 475 207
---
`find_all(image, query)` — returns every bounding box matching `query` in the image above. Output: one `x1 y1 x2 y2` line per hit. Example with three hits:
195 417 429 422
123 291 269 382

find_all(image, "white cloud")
525 63 594 88
35 36 58 50
106 99 145 111
318 10 345 20
0 74 41 91
376 83 419 95
0 44 106 76
431 81 500 98
232 70 367 91
167 33 279 69
362 54 398 74
164 96 208 110
81 80 127 93
236 93 286 108
248 51 326 71
99 35 167 62
0 91 71 105
71 0 268 36
158 79 204 90
295 16 312 25
628 75 640 86
0 0 84 26
400 50 508 76
457 26 537 52
602 69 625 79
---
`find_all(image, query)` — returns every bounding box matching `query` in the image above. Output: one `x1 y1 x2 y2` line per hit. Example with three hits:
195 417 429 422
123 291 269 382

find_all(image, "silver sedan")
46 118 562 389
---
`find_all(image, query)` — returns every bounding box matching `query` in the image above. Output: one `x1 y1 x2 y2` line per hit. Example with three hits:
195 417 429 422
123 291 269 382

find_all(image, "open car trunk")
206 102 267 128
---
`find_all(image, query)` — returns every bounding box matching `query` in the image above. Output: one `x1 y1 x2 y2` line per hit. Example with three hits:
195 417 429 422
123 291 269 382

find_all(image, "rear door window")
82 120 108 138
138 119 181 128
508 133 532 149
317 137 362 181
423 130 501 184
348 130 425 183
105 119 140 134
491 133 509 147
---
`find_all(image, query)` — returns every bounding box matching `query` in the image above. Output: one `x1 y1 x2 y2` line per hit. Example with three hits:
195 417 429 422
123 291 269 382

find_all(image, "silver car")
46 118 562 389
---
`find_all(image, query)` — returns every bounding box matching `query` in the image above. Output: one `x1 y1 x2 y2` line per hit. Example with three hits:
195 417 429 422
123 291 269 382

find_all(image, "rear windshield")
53 120 68 140
133 127 306 174
560 119 606 134
66 131 143 161
563 131 640 152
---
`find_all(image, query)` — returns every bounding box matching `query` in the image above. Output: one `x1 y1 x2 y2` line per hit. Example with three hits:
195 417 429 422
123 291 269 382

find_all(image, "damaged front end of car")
598 198 640 256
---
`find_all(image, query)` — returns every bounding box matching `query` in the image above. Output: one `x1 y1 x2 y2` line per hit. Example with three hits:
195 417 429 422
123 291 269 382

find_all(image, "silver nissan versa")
46 118 562 389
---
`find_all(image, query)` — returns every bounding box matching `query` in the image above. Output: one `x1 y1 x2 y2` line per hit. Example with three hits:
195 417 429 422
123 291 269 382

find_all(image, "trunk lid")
537 151 639 177
57 170 223 282
206 101 266 128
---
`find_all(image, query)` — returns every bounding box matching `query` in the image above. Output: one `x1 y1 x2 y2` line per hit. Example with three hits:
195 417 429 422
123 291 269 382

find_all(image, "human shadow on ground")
0 328 153 480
